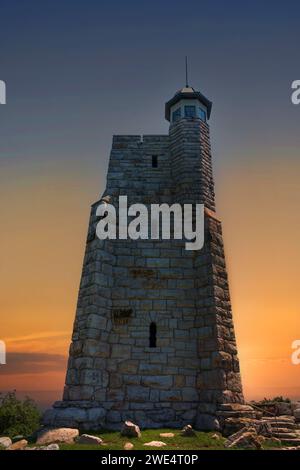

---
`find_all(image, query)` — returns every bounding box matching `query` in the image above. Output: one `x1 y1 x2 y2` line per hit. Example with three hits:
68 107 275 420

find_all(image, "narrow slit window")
149 322 157 348
152 155 158 168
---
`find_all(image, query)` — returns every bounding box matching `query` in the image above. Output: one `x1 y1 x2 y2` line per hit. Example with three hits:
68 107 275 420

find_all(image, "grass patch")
59 429 226 451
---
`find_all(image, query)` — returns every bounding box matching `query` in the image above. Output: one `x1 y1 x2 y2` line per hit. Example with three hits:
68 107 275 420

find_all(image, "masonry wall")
44 118 243 431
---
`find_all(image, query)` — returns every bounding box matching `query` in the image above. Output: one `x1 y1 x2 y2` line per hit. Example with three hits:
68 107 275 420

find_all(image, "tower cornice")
165 87 212 121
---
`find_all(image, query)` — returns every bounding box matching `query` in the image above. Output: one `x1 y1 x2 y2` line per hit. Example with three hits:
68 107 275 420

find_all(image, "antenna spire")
185 56 189 87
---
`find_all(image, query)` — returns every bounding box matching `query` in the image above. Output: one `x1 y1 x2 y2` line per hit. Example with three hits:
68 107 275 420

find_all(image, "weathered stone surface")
44 88 244 431
222 417 252 436
276 402 292 416
0 437 12 449
147 408 175 423
294 408 300 422
43 407 88 428
26 443 60 450
76 434 103 445
87 407 106 424
225 429 262 450
7 439 28 450
37 427 79 445
127 386 150 402
196 414 220 431
181 425 196 437
42 443 60 450
144 441 167 447
120 421 141 438
124 442 134 450
141 376 172 389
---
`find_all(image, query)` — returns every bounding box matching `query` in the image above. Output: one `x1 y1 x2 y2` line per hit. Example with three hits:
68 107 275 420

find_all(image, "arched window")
149 322 157 348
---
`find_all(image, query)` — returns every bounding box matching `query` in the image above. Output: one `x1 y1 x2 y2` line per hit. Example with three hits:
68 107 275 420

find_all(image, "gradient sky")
0 0 300 406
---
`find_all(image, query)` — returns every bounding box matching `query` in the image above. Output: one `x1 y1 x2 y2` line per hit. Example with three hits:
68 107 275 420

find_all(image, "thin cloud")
4 330 70 354
0 352 67 375
4 330 70 343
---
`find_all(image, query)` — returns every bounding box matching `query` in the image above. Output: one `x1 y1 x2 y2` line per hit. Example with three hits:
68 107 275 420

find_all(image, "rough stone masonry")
43 85 244 431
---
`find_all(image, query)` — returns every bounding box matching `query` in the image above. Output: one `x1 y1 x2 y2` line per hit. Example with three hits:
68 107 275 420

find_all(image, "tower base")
43 400 250 432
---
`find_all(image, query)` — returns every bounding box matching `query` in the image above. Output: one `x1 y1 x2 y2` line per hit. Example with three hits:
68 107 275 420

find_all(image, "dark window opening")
152 155 158 168
149 322 157 348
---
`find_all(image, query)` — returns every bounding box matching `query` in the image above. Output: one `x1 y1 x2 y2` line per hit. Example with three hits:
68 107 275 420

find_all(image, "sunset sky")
0 0 300 407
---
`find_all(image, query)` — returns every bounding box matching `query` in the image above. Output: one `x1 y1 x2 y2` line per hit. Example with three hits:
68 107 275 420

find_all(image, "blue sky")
1 0 299 191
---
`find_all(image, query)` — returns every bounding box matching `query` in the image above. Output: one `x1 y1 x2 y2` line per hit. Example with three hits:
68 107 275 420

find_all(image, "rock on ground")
76 434 103 445
12 435 24 443
25 444 60 451
181 425 196 437
159 433 174 438
294 409 300 422
7 439 28 450
124 442 134 450
0 437 12 449
40 443 60 450
121 421 141 438
144 441 167 447
225 426 256 447
36 427 79 445
225 428 262 450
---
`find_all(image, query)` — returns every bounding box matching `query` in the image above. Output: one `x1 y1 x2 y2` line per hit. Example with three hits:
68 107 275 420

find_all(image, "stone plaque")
112 308 133 325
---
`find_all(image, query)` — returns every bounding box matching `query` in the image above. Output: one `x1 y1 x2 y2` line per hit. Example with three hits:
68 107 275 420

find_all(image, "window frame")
198 108 207 122
172 107 181 122
184 105 196 118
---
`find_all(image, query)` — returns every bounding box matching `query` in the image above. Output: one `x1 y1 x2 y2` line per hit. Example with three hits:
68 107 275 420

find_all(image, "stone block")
118 360 139 374
86 314 107 330
160 390 182 401
127 386 150 402
111 344 131 358
141 375 173 389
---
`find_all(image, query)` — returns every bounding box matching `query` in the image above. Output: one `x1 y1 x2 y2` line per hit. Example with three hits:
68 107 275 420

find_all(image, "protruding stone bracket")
204 207 221 222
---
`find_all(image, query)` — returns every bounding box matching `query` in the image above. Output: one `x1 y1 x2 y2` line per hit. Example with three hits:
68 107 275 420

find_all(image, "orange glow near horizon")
0 157 300 403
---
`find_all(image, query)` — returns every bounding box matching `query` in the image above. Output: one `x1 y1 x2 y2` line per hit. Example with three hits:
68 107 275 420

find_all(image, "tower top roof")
165 86 212 121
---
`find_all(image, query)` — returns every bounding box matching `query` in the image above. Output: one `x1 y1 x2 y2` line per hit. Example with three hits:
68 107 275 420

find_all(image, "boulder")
7 439 28 450
36 427 79 445
0 437 12 449
76 434 103 445
144 441 167 447
264 437 282 447
181 424 196 437
159 432 175 438
275 402 292 416
226 429 262 450
222 417 257 436
293 408 300 422
12 435 24 443
121 421 141 438
43 443 60 450
26 444 60 451
196 414 220 431
124 442 134 450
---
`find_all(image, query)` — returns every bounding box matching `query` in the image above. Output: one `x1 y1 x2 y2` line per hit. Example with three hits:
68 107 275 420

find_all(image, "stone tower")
44 85 244 431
